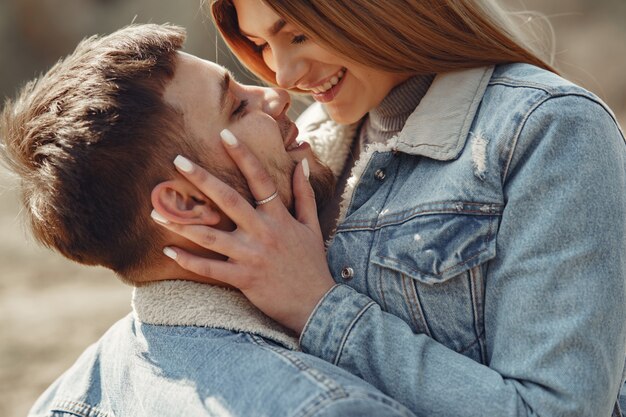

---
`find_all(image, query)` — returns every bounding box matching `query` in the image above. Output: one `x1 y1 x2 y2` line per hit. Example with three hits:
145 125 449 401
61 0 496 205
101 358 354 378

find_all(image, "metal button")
341 267 354 280
374 169 386 181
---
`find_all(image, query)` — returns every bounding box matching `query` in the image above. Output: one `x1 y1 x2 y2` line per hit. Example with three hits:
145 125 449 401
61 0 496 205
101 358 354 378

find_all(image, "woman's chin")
325 104 366 125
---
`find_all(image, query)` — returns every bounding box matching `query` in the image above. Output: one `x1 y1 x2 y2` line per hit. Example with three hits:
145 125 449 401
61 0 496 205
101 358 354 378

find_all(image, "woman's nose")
272 49 307 89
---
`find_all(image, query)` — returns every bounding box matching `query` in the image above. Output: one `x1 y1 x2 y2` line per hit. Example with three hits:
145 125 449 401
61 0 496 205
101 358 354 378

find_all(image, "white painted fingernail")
174 155 194 173
150 210 169 224
302 158 310 180
163 247 178 260
220 129 238 147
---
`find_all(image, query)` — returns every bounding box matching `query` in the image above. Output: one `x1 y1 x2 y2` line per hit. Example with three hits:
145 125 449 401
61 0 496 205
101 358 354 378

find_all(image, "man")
0 24 415 417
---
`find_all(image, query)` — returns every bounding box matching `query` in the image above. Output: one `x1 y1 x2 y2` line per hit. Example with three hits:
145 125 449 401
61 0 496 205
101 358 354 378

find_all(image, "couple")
3 0 626 415
4 24 409 417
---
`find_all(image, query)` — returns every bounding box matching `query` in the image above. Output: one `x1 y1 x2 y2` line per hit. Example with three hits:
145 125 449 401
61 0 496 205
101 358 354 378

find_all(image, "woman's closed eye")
290 34 307 45
252 34 308 54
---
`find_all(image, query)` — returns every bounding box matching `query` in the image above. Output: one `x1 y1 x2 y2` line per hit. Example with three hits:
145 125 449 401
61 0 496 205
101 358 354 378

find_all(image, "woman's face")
232 0 410 124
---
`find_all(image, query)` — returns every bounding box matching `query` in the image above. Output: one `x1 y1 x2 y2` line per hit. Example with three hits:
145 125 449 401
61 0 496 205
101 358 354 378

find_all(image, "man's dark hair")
0 24 191 283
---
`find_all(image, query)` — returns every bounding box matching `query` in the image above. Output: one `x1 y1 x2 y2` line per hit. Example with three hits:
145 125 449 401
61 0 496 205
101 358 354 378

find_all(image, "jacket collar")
395 66 494 160
132 280 299 350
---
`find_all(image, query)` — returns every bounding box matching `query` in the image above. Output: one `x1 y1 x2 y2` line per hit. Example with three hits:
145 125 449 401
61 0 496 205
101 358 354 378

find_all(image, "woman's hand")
153 129 336 334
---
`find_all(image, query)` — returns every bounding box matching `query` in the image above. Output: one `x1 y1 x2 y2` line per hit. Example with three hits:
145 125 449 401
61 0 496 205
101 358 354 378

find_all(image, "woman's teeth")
311 69 345 94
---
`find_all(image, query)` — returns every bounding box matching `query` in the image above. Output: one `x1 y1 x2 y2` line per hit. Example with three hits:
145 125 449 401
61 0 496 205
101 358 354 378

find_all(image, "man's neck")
137 253 233 288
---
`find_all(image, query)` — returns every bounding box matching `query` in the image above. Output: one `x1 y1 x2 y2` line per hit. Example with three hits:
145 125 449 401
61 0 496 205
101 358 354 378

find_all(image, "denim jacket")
297 64 626 417
28 281 416 417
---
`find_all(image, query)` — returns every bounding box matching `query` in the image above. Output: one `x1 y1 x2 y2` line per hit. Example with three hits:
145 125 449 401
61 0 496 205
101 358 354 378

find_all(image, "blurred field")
0 1 625 416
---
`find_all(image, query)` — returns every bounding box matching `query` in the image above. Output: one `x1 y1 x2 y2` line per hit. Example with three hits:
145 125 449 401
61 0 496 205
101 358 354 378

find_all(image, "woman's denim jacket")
297 63 626 417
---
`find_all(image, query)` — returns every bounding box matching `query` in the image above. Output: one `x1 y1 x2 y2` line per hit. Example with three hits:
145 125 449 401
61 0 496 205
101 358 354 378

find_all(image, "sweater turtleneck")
360 74 435 146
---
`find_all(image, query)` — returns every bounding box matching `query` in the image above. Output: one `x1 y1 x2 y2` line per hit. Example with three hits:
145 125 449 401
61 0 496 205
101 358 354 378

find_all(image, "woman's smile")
308 68 347 103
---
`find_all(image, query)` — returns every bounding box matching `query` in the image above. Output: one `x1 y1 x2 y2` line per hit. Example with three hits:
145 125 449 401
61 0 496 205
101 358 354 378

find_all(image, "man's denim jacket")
28 281 416 417
297 63 626 417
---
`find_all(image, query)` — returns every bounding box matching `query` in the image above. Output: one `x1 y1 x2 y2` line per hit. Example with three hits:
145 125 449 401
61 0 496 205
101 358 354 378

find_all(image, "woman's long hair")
210 0 556 88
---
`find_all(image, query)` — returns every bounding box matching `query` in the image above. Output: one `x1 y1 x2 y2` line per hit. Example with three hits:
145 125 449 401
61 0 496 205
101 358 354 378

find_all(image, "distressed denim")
28 313 417 417
299 64 626 416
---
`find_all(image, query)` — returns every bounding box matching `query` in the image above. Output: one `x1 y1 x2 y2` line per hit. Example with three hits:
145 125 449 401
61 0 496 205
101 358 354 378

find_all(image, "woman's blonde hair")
210 0 556 88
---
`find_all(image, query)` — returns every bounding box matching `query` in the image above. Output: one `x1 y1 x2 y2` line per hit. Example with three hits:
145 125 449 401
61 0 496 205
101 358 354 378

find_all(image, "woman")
156 0 626 415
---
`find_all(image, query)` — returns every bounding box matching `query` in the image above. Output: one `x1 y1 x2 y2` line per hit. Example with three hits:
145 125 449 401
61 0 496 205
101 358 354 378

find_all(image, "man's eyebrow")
219 70 232 113
240 18 286 38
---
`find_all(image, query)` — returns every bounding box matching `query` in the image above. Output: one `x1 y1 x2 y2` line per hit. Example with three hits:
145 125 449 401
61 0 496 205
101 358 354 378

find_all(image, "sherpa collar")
132 280 299 350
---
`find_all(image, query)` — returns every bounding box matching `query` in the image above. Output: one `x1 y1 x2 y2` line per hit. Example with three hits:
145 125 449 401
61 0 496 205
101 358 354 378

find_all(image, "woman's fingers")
162 246 248 288
172 155 258 230
220 129 284 211
151 211 250 259
293 159 322 238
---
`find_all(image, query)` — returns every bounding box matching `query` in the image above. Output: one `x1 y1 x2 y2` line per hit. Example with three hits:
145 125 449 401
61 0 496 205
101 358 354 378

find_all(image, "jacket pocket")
371 205 499 285
370 203 500 359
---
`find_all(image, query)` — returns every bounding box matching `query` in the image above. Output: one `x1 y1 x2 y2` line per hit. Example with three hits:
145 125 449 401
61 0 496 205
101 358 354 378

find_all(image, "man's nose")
261 87 290 119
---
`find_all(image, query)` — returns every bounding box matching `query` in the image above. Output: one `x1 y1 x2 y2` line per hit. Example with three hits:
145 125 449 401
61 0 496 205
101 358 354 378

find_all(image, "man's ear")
151 179 222 225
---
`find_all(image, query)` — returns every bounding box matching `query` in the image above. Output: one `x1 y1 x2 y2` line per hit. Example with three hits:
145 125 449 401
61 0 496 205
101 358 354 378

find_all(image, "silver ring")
254 190 279 206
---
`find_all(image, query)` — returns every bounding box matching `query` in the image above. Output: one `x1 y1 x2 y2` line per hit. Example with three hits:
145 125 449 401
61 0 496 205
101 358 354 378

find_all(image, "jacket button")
374 169 386 181
341 267 354 280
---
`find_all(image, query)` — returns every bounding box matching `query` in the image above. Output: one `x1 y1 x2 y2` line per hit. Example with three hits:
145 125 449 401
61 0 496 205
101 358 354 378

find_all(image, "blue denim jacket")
28 281 416 417
298 64 626 417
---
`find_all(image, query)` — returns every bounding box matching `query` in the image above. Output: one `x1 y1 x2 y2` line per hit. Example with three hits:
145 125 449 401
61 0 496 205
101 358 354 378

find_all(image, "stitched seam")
51 400 112 417
367 155 402 294
339 210 500 231
503 93 625 182
376 246 489 281
298 391 413 417
248 338 411 417
489 79 555 94
337 202 503 231
404 274 432 337
458 329 486 355
411 284 432 337
333 302 377 366
295 391 350 417
486 215 495 243
378 266 389 311
469 267 488 364
401 274 421 331
250 334 344 394
299 285 341 346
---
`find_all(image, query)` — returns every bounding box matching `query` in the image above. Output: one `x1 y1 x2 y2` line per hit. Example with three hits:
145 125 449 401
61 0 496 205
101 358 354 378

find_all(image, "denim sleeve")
300 95 626 416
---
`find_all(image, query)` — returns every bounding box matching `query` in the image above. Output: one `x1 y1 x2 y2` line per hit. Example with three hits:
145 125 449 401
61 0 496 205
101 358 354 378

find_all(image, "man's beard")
215 157 336 215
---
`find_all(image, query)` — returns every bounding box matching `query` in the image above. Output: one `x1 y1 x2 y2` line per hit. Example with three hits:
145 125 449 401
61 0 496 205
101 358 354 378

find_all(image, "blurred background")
0 1 624 416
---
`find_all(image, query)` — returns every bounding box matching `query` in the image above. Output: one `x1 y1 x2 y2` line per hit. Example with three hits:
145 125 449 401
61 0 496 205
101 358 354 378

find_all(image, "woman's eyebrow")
240 18 286 38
